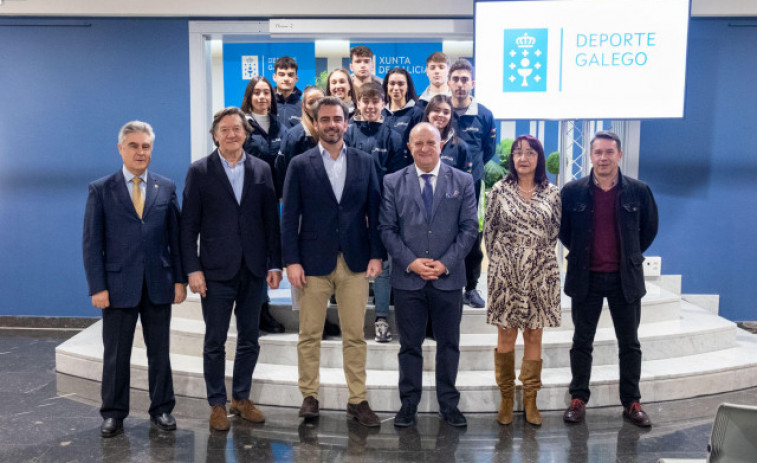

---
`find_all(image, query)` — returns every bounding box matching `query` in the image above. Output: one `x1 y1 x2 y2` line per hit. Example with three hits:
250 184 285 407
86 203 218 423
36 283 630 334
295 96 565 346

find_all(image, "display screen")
474 0 690 119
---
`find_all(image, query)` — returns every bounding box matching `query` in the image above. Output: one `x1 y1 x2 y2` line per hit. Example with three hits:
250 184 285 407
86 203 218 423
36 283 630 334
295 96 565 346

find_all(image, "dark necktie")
421 173 434 221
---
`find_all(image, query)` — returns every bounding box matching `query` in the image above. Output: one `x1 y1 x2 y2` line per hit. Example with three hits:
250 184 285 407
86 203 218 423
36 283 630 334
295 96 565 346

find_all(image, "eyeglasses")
512 149 538 158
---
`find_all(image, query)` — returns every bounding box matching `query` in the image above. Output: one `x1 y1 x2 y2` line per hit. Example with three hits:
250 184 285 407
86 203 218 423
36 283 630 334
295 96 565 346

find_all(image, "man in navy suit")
181 107 282 431
83 121 187 438
281 96 383 427
379 122 478 428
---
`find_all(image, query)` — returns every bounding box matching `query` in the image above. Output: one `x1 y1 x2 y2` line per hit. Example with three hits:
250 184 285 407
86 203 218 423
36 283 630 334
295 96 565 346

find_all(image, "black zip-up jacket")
275 123 317 198
382 102 424 167
344 120 405 185
559 170 658 303
243 115 288 198
440 134 470 173
275 87 303 130
453 100 497 184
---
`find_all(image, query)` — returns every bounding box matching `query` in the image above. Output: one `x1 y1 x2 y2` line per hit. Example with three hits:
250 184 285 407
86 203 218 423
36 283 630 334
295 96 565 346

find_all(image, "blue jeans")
568 271 642 407
374 259 392 319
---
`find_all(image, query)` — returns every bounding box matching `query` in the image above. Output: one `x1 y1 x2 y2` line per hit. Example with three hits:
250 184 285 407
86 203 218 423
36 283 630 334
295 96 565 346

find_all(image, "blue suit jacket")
82 170 185 308
180 150 281 281
281 146 383 276
379 162 478 291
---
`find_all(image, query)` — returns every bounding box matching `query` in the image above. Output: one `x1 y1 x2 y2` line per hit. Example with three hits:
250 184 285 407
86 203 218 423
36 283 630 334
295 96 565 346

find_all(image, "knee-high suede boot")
494 349 515 425
519 359 543 425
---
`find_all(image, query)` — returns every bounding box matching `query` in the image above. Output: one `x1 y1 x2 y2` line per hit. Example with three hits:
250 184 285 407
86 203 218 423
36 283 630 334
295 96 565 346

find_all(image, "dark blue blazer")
180 150 281 281
281 146 383 276
82 170 185 308
379 162 478 291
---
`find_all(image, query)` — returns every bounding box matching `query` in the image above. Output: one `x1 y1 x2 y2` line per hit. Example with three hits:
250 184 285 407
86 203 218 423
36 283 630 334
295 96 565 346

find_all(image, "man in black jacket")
560 131 658 428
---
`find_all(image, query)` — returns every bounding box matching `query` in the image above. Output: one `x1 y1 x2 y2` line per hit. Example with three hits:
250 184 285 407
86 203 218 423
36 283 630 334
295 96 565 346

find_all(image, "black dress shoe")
260 302 285 333
439 407 467 427
150 412 177 431
100 417 124 438
394 403 418 428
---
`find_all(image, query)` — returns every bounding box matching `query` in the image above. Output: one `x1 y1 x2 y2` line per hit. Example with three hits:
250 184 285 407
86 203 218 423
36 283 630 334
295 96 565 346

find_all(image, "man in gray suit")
379 122 478 428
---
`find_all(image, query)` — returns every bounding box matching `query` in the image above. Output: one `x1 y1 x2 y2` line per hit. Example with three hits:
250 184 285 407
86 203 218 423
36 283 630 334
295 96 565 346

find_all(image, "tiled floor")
2 328 755 462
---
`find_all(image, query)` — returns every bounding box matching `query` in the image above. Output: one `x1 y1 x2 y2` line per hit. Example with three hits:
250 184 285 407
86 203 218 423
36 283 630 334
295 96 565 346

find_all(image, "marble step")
55 320 757 412
136 302 734 370
174 283 682 335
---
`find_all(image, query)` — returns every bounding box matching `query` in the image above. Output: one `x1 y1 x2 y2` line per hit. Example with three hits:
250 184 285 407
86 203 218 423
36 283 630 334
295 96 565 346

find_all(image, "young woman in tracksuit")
241 76 289 198
381 67 425 170
325 68 357 120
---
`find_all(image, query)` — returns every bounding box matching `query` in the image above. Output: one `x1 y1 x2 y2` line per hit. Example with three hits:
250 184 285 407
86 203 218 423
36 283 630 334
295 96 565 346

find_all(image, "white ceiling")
0 0 754 18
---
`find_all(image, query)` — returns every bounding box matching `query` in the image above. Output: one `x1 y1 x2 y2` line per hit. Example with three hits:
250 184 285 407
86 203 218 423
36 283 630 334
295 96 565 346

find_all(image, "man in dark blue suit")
181 107 282 431
83 121 186 437
281 96 383 427
379 122 478 428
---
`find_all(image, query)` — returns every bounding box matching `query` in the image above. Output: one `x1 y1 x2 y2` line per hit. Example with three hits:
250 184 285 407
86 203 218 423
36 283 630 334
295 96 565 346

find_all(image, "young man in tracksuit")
344 81 404 343
273 56 303 130
418 52 452 109
449 59 497 309
350 45 383 93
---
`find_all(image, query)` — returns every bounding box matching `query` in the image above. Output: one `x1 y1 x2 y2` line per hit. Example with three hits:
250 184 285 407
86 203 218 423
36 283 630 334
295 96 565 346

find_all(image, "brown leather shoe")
346 400 381 427
299 396 319 419
563 398 586 424
230 398 265 423
209 405 230 431
623 402 651 427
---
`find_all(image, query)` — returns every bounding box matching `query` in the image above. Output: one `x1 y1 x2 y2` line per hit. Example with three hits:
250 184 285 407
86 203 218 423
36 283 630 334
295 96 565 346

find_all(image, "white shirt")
318 142 347 203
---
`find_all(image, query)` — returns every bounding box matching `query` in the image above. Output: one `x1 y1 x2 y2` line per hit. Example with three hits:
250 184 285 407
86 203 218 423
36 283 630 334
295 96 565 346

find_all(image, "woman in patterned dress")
484 134 561 426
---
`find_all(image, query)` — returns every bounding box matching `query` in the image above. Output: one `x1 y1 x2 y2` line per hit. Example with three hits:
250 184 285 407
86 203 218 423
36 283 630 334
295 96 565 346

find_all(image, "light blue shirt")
219 151 246 205
318 142 347 203
122 165 147 202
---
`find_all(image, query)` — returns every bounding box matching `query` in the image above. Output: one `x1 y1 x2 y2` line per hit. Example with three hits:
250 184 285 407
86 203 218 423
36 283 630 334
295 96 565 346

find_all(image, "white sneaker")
374 319 392 342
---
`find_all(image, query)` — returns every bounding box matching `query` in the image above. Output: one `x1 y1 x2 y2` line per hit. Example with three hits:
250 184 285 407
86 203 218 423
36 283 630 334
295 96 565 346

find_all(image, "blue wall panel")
0 18 190 317
640 19 757 320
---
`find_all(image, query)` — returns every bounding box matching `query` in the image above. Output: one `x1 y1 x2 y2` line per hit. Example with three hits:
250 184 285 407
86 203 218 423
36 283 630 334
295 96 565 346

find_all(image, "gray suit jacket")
379 162 478 291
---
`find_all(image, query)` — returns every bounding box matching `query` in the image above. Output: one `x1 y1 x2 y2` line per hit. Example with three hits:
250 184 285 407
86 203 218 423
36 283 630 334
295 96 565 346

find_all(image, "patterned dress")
485 180 562 329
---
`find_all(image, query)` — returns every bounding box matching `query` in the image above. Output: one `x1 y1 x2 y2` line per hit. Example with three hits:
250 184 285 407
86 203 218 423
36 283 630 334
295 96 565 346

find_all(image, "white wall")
0 0 755 18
